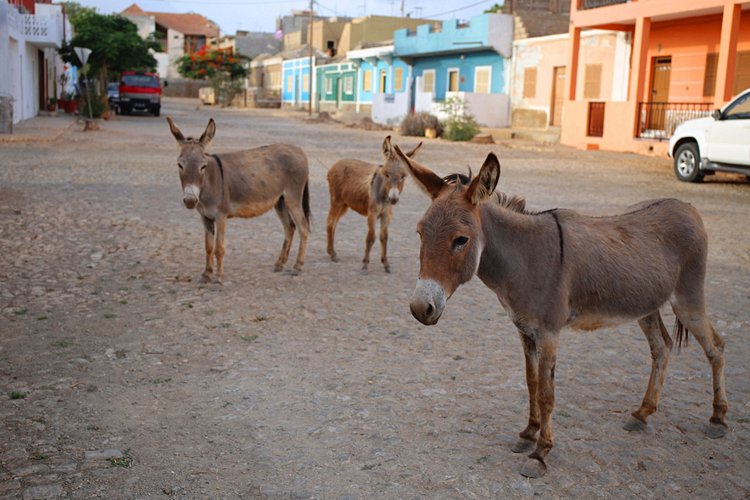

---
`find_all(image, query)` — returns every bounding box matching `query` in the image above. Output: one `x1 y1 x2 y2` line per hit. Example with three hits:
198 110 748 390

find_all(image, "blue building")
281 47 330 110
393 13 514 127
346 44 413 124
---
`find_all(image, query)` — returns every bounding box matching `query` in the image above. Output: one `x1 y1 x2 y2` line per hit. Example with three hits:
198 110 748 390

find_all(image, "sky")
78 0 502 36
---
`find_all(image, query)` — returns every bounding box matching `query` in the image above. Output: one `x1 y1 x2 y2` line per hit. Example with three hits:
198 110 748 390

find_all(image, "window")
422 70 435 93
523 67 537 98
725 93 750 120
394 67 404 92
379 70 387 93
474 66 491 94
325 76 333 94
583 64 602 99
733 51 750 96
302 74 309 92
703 53 718 97
286 74 293 92
343 76 353 95
447 68 459 92
363 70 372 92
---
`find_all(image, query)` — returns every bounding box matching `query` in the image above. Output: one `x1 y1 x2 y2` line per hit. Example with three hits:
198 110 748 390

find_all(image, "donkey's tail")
302 181 312 227
673 318 689 352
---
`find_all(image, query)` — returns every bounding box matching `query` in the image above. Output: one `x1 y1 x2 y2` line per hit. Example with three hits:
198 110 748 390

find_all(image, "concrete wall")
167 28 185 79
372 90 411 125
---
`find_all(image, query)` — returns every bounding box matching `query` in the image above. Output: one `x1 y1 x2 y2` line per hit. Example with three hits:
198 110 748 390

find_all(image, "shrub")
400 112 442 137
439 96 481 142
80 87 106 119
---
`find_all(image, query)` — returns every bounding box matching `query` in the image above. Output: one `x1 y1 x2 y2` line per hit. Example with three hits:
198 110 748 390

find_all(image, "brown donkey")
167 117 311 281
395 147 728 479
326 136 422 272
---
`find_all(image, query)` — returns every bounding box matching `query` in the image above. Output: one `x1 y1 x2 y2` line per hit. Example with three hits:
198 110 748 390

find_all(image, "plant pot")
63 99 77 114
47 103 57 112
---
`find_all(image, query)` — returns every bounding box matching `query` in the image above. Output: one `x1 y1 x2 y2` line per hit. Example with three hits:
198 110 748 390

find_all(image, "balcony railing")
21 14 61 47
637 102 713 140
581 0 628 9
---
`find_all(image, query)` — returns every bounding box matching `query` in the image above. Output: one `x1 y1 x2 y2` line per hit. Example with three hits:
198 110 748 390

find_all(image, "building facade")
315 60 357 113
393 13 515 128
562 0 750 154
0 0 68 129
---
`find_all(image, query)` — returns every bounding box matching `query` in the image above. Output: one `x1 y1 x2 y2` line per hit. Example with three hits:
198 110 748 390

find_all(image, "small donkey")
396 146 728 479
326 136 422 272
167 117 311 281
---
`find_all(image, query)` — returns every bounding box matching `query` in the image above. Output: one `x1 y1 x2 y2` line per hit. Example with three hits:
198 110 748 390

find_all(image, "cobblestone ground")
1 98 748 499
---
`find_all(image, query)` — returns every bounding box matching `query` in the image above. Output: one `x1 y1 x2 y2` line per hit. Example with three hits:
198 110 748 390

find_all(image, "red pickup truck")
118 71 162 117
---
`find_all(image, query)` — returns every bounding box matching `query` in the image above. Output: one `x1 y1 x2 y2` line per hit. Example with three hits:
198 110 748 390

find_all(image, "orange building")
561 0 750 154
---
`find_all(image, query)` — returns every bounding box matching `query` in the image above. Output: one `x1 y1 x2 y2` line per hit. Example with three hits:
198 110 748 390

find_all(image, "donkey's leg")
214 216 227 284
673 304 728 438
326 200 347 262
379 208 393 273
200 216 215 283
624 311 672 432
362 210 377 273
285 196 310 275
512 332 540 454
273 197 295 272
521 335 558 479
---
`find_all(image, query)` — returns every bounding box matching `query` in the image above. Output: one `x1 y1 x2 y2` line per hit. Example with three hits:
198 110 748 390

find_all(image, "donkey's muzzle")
183 196 198 209
410 278 446 325
388 188 400 205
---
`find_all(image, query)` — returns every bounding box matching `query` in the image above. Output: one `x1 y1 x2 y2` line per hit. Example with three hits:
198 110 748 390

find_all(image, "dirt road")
1 98 748 498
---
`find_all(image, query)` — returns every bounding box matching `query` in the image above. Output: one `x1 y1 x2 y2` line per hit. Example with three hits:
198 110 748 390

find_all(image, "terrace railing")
581 0 628 9
637 102 713 140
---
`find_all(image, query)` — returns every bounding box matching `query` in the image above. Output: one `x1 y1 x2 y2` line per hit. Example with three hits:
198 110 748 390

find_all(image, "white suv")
669 88 750 182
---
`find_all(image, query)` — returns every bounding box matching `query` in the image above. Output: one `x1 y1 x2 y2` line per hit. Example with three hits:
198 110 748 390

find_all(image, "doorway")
648 56 671 130
550 66 566 126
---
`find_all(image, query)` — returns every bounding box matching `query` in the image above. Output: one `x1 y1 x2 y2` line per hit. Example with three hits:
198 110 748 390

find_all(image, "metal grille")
637 102 712 140
581 0 628 9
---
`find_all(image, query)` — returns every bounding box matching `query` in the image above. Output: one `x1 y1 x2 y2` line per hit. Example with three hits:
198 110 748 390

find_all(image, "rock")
84 449 122 460
14 464 49 477
470 133 495 144
53 462 78 474
23 483 64 499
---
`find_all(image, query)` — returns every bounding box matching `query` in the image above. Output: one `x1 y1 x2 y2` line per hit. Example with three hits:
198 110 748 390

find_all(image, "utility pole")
308 0 313 116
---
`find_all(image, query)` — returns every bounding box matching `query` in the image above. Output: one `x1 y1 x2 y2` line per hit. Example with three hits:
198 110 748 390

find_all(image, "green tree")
484 3 504 14
58 2 159 114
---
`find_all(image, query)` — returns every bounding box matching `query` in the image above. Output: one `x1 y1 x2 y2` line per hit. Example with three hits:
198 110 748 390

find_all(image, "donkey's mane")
442 170 536 215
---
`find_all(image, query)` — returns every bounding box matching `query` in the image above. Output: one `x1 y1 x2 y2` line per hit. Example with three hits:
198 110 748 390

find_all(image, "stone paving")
0 98 748 498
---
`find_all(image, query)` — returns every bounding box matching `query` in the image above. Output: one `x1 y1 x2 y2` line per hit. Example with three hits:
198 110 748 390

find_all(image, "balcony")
637 102 712 140
22 14 62 48
581 0 628 9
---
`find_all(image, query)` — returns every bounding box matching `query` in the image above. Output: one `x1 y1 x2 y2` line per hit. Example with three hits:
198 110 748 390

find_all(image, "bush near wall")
400 112 443 137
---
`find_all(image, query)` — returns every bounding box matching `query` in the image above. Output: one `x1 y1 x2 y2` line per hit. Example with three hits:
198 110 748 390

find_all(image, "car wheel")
674 142 704 182
152 105 161 117
120 105 130 116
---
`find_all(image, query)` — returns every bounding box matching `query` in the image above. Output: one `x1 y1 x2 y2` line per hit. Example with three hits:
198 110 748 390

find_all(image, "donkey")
326 136 422 273
167 117 311 281
395 146 728 479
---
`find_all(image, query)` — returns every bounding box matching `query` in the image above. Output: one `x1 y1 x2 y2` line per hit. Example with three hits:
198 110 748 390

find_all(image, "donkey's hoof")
520 458 547 478
273 265 284 273
330 255 339 263
511 437 536 454
360 266 369 275
623 416 652 433
706 422 728 439
199 274 212 284
383 265 391 274
289 267 302 276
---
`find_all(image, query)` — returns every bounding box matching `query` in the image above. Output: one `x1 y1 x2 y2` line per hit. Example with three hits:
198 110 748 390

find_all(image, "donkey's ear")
381 135 394 158
199 118 216 147
166 116 185 143
466 152 501 205
394 144 445 199
405 141 423 158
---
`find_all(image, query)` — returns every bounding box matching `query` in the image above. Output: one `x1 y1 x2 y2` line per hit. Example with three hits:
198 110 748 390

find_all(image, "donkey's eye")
200 164 207 172
452 236 469 250
178 163 184 171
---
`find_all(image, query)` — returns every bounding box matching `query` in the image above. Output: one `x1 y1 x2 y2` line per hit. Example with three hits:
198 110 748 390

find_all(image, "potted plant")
63 92 78 114
47 97 57 112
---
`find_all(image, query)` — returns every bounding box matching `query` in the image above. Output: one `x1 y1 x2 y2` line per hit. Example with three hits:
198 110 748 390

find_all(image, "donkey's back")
560 198 707 324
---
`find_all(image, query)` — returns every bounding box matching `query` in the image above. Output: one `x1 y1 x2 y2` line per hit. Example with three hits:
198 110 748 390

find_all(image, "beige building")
284 14 440 56
511 30 629 130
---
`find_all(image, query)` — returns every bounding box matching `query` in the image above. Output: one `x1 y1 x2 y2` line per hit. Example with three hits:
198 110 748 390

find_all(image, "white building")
0 0 69 130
